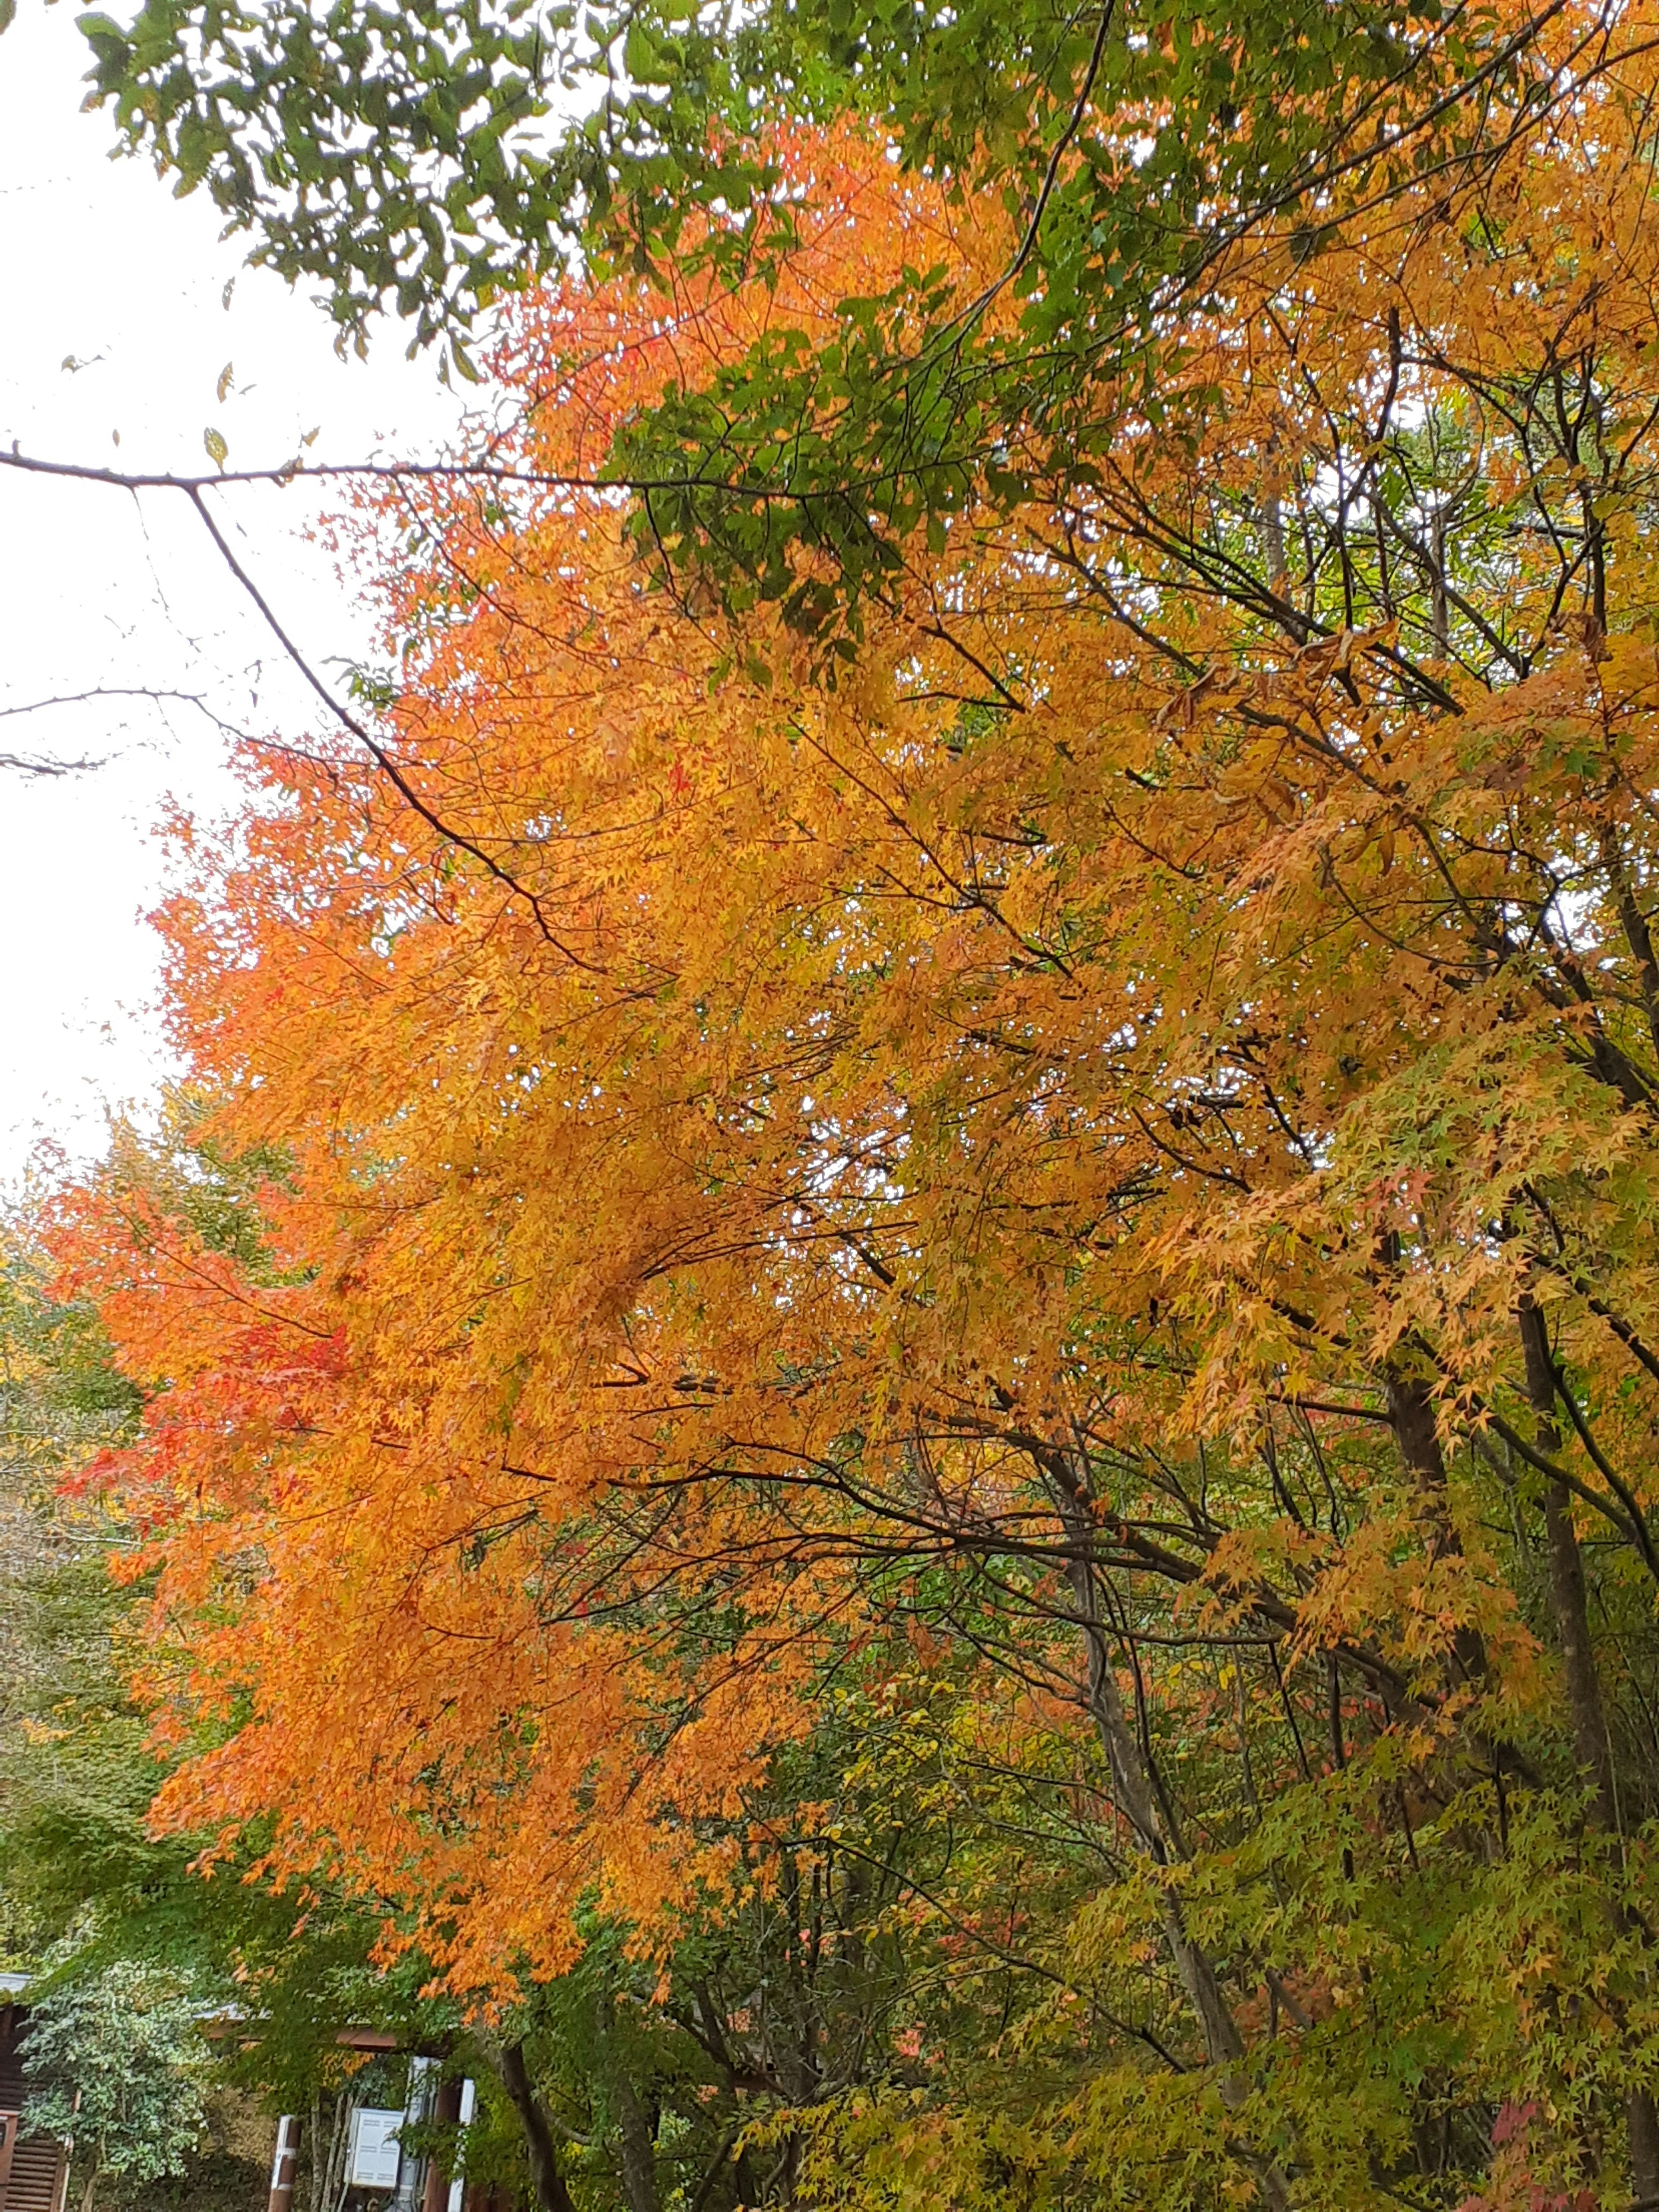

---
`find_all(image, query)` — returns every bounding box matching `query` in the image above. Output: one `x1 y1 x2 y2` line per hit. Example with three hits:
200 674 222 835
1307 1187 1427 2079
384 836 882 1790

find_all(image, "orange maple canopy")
47 44 1659 2047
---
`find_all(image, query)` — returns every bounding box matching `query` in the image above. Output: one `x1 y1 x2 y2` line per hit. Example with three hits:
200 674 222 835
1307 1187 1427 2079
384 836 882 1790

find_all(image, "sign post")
267 2115 300 2212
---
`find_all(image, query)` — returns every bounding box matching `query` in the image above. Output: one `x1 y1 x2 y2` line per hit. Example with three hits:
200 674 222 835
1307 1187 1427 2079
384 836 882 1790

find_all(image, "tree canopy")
53 0 1625 633
35 19 1659 2200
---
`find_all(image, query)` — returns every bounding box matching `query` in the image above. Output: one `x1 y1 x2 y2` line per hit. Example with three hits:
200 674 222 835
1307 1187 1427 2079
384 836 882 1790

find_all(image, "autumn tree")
0 1225 461 2176
45 9 1659 2206
6 1160 993 2212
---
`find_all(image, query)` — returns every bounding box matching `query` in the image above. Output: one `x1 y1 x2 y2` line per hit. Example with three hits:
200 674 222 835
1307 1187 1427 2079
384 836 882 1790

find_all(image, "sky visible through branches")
0 6 464 1176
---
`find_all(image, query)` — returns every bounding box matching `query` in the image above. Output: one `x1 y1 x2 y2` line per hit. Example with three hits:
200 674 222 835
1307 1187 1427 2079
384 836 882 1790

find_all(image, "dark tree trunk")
594 1994 660 2212
494 2042 578 2212
1057 1484 1289 2212
1519 1297 1659 2205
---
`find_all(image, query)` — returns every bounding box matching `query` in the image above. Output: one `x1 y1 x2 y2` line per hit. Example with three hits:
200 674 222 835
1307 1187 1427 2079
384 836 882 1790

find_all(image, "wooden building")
0 1979 69 2212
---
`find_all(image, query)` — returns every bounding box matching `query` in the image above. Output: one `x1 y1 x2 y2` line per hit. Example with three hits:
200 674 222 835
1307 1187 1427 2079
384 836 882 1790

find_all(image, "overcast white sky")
0 2 470 1184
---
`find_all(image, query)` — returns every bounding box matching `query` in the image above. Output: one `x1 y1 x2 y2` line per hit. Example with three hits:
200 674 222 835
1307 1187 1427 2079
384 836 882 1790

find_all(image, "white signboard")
349 2109 405 2193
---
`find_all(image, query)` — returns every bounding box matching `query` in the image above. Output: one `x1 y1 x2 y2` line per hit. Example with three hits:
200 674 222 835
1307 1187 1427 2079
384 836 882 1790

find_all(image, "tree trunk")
1519 1297 1659 2205
1059 1494 1289 2212
1070 1548 1244 2063
610 2071 660 2212
594 1989 661 2212
493 2042 578 2212
1385 1363 1497 1707
320 2091 350 2212
1522 1304 1616 1818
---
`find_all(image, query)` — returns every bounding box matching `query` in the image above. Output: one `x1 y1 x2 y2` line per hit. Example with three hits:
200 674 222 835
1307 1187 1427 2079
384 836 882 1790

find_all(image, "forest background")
5 0 1659 2209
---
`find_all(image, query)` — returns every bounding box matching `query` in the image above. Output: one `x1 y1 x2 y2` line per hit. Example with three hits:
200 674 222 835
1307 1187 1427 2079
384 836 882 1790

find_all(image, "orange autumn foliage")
45 21 1659 2192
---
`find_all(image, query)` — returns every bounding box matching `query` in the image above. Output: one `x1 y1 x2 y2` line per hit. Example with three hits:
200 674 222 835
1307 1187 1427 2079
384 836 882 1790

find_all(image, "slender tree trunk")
594 1989 660 2212
1384 1362 1496 1706
1429 504 1450 657
1070 1549 1243 2062
610 2071 660 2212
493 2042 578 2212
1518 1300 1659 2205
321 2090 350 2212
1059 1494 1289 2212
1260 495 1287 593
1522 1304 1617 1818
1599 826 1659 1072
306 2094 324 2212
